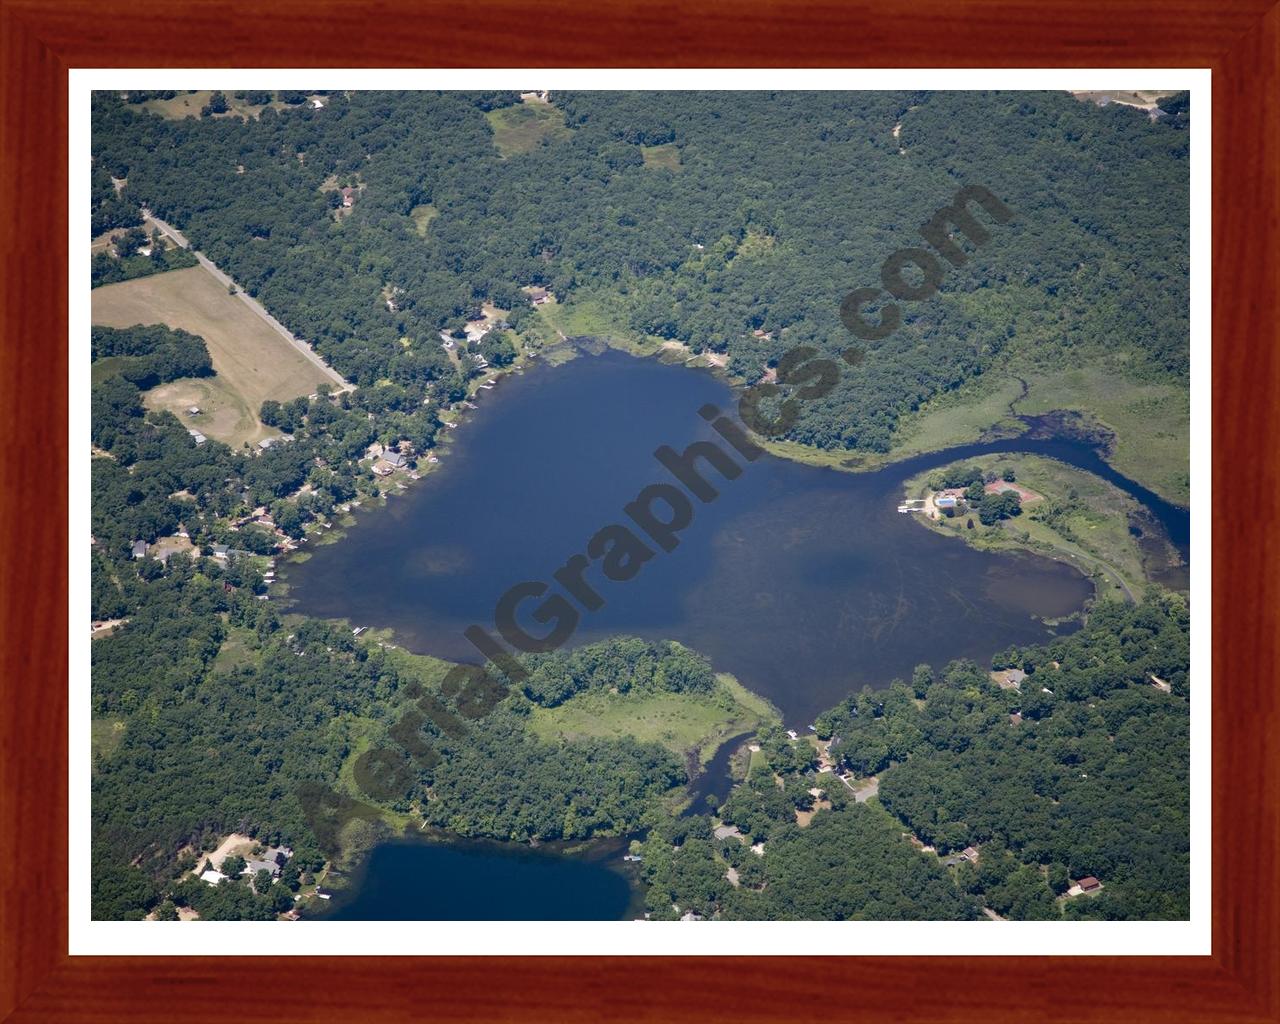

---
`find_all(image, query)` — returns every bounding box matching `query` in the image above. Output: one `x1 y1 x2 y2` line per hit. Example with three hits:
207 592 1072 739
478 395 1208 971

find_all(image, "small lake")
284 348 1186 727
315 834 636 920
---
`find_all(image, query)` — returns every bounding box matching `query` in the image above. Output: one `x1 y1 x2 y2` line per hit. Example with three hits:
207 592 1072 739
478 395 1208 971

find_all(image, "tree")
222 854 246 879
1002 467 1016 482
253 868 274 894
202 91 229 117
153 900 179 921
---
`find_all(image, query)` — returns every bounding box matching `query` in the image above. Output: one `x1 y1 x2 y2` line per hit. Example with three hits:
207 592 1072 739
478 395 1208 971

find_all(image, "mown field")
91 266 334 448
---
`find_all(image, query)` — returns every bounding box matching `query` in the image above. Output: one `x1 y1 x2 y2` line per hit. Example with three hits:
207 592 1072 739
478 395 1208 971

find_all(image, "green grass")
91 716 127 765
527 672 779 762
211 625 261 675
641 143 682 171
408 204 438 237
890 374 1027 458
904 453 1162 601
91 355 147 386
485 103 571 157
522 290 666 360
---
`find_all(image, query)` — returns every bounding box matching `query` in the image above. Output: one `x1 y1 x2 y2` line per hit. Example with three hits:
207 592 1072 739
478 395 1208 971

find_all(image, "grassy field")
889 374 1027 458
91 266 334 448
526 672 779 764
1015 366 1189 506
91 716 127 766
904 452 1165 602
641 143 682 171
409 203 438 237
137 91 318 121
485 102 571 157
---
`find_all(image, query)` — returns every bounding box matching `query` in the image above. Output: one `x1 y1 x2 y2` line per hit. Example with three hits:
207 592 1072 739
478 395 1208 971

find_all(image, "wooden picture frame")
2 1 1275 1019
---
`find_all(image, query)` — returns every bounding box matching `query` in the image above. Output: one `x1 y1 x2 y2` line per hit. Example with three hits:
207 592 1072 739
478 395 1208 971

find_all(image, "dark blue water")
284 349 1184 727
318 836 634 920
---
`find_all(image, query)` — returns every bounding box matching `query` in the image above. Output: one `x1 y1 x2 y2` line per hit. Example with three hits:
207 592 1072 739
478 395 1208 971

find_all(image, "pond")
284 348 1184 728
315 834 638 921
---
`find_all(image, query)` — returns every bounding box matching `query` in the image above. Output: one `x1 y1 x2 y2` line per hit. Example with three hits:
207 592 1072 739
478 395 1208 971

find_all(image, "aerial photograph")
88 87 1191 923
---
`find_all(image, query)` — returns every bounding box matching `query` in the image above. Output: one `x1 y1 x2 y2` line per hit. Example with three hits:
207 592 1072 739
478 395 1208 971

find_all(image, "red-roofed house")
341 186 355 208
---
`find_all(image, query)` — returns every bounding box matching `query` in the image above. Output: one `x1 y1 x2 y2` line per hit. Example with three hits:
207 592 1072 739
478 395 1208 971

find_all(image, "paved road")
143 210 352 393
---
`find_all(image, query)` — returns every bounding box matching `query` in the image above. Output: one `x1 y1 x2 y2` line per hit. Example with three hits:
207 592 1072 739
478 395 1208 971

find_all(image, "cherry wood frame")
2 1 1276 1020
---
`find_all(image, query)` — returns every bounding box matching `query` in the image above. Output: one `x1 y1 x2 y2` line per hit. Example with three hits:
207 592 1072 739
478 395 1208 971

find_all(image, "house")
525 286 550 306
188 429 207 445
713 825 743 842
314 887 335 900
211 544 229 560
246 858 281 878
200 869 227 885
1078 876 1102 893
341 186 355 208
381 450 407 469
131 540 147 559
187 406 201 415
960 846 980 863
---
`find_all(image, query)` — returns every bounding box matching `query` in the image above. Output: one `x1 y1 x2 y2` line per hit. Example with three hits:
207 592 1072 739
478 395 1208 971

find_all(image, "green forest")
91 89 1188 456
89 90 1192 922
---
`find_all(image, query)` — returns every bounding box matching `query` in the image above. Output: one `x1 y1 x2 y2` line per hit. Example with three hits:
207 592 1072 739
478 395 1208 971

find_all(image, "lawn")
526 672 779 763
91 265 335 448
641 143 682 171
485 102 571 157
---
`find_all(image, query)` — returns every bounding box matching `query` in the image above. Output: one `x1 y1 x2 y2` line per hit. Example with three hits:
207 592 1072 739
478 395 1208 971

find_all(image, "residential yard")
485 102 571 157
527 672 779 764
91 265 335 448
904 453 1168 602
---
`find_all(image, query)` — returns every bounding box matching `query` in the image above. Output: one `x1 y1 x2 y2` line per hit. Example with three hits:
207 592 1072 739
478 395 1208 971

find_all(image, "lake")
316 834 637 920
284 348 1184 727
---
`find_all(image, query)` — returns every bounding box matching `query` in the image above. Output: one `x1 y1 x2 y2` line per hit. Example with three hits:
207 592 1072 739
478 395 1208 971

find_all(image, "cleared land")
641 143 682 171
526 673 779 765
409 203 438 237
485 103 571 157
137 91 323 121
92 266 334 448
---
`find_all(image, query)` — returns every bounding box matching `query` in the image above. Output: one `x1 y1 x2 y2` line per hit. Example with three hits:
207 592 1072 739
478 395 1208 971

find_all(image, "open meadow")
91 266 335 447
